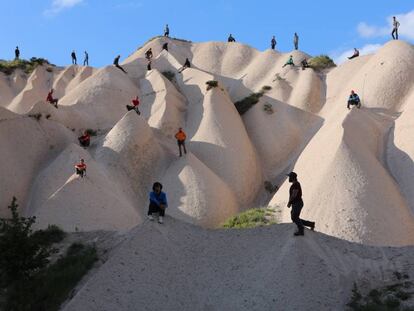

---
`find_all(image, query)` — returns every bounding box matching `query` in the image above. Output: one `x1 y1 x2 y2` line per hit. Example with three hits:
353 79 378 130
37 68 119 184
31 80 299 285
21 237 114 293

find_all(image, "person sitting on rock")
175 127 187 157
178 58 191 73
347 90 361 109
148 182 168 224
78 131 90 147
162 42 168 52
282 55 294 68
145 48 153 60
46 89 58 108
126 96 141 115
348 48 359 60
228 34 236 42
301 58 309 70
75 159 87 178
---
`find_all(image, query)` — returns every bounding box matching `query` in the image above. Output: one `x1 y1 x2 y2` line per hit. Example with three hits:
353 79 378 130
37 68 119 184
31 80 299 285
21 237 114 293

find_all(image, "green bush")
262 85 272 91
206 80 218 90
85 128 98 136
308 55 336 71
162 70 176 82
0 57 53 75
234 92 264 115
223 208 276 229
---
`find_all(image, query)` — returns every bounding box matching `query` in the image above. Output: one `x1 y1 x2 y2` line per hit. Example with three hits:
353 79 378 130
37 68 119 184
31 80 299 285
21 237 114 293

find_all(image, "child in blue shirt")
148 182 168 224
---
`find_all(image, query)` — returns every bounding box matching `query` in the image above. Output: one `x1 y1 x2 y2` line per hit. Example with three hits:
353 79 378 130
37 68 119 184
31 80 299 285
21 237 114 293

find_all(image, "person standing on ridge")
271 36 277 50
392 16 400 40
75 159 87 178
347 90 361 109
347 48 359 60
71 50 77 65
286 172 315 236
15 46 20 60
164 24 170 37
113 55 127 73
147 182 168 224
294 32 299 50
228 34 236 42
83 51 89 66
175 127 187 157
78 131 91 147
46 89 58 108
126 96 141 115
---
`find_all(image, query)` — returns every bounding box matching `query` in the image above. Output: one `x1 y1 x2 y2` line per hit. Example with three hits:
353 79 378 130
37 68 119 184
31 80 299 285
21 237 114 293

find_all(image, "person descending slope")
15 46 20 60
301 58 309 70
392 16 400 40
271 36 277 50
78 131 91 147
83 51 89 66
282 55 294 68
178 58 191 73
126 96 141 115
348 48 359 60
113 55 127 73
145 48 153 60
46 89 58 108
175 127 187 157
162 42 169 52
75 159 87 178
347 90 361 109
293 32 299 50
148 182 168 224
164 24 170 37
71 50 77 65
286 172 315 236
228 34 236 42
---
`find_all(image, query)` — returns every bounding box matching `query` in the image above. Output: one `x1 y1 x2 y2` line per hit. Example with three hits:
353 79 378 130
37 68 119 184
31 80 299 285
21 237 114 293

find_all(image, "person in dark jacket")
286 172 315 236
293 32 299 50
126 96 141 114
178 58 191 73
228 34 236 42
348 48 359 60
164 24 170 37
15 46 20 60
162 42 168 51
75 159 87 178
145 48 153 60
83 51 89 66
46 89 58 108
391 16 400 40
113 55 127 73
71 50 77 65
78 131 90 147
271 36 277 50
347 90 361 109
148 182 168 224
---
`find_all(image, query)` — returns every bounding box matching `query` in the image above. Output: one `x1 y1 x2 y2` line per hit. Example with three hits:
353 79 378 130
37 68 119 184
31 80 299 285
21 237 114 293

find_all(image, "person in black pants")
148 182 168 224
71 50 77 65
286 172 315 236
113 55 127 73
15 46 20 60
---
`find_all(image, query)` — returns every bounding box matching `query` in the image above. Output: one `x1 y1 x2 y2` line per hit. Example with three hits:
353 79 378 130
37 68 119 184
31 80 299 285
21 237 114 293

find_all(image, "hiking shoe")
147 215 154 221
294 231 304 236
310 222 315 231
158 216 164 224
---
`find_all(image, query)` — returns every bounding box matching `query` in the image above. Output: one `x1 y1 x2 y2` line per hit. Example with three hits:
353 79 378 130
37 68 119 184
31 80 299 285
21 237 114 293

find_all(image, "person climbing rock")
392 16 400 40
71 50 77 65
164 24 170 37
282 55 294 68
348 48 359 60
145 48 153 60
271 36 277 50
162 42 168 52
75 159 87 178
175 127 187 157
301 58 309 70
78 131 90 147
113 55 127 73
15 46 20 60
294 32 299 50
347 90 361 109
286 172 315 236
83 51 89 66
178 58 191 73
228 34 236 42
148 182 168 224
126 96 141 115
46 89 58 108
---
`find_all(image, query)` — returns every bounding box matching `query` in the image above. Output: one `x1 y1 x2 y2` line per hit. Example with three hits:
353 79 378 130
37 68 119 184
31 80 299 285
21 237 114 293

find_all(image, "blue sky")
1 0 413 66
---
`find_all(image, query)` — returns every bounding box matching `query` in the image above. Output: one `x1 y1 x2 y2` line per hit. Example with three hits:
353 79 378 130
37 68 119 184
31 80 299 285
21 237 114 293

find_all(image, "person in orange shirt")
75 159 87 178
174 127 187 157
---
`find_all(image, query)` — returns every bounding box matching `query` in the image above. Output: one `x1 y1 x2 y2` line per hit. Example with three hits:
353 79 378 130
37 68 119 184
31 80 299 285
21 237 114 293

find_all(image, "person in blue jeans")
148 182 168 224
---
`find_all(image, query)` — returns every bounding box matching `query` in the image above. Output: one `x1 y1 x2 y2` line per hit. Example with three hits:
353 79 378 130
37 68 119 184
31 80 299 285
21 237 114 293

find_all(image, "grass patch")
28 113 42 121
162 70 176 82
206 80 218 90
262 85 272 91
85 128 98 136
223 208 276 229
31 225 66 248
0 57 53 75
308 55 336 71
234 92 264 115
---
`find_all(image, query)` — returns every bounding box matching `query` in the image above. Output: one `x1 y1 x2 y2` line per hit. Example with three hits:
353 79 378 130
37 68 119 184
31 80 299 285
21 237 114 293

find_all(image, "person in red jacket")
46 89 58 108
75 159 87 178
175 127 187 157
78 131 90 147
126 96 141 115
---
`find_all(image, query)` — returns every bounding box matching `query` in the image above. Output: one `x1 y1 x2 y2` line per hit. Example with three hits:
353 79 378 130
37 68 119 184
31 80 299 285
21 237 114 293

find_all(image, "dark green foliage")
85 128 98 136
223 208 276 229
234 92 264 115
31 225 66 248
162 70 176 82
0 57 53 75
28 113 42 121
308 55 336 71
262 85 272 91
206 80 218 90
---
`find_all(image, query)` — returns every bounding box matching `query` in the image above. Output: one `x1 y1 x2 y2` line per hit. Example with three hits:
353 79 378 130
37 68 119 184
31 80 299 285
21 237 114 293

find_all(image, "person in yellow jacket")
174 128 187 157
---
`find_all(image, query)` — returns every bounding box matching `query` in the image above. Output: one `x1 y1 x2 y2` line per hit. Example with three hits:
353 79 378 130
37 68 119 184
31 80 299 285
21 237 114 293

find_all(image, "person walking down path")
293 32 299 50
271 36 277 50
71 50 77 65
83 51 89 66
46 89 58 108
113 55 127 74
78 131 90 147
15 46 20 60
175 128 187 157
282 55 295 68
348 48 359 60
164 24 170 37
228 34 236 42
126 96 141 115
145 48 153 61
147 182 168 224
75 159 87 178
178 58 191 73
347 90 361 109
392 16 400 40
286 172 315 236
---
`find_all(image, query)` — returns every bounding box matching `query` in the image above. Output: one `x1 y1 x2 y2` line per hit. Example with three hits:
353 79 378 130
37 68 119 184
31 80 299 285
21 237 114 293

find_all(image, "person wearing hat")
286 172 315 236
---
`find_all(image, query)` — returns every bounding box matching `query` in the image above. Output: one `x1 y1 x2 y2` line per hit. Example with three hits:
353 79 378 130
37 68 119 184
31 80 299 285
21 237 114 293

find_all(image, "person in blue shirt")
347 90 361 109
148 182 168 224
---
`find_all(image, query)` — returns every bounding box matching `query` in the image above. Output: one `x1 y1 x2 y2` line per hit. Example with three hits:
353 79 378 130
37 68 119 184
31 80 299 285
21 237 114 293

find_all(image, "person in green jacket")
283 55 294 68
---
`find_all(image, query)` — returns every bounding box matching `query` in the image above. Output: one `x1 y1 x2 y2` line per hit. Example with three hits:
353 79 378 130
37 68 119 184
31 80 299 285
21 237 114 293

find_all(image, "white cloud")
44 0 84 16
357 10 414 40
331 44 383 65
